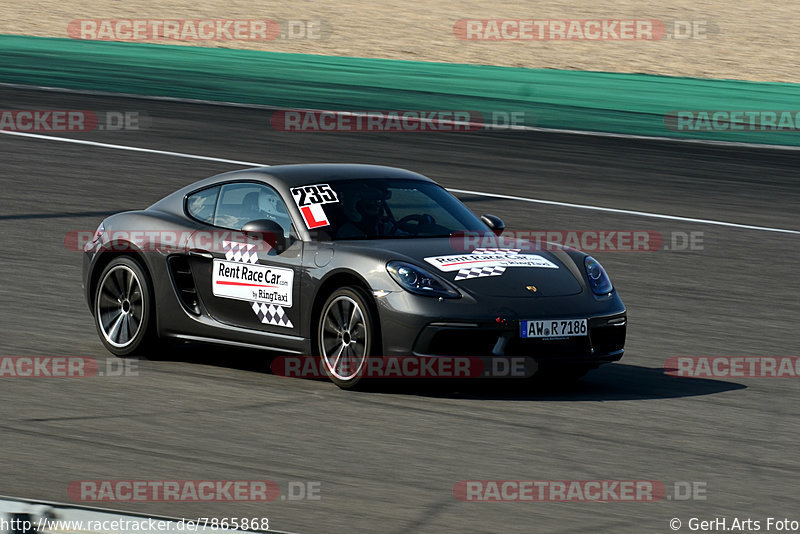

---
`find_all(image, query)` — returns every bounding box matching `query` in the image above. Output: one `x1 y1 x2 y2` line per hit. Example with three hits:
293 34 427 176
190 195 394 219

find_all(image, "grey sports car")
82 164 626 389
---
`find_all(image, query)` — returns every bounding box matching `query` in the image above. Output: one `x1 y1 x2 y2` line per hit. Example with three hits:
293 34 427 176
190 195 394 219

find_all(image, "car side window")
213 183 293 237
186 186 220 224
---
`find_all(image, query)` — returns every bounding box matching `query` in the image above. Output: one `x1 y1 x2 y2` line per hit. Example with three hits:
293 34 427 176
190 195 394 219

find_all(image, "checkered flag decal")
454 265 507 280
472 248 521 254
222 241 293 328
251 303 294 328
223 240 258 264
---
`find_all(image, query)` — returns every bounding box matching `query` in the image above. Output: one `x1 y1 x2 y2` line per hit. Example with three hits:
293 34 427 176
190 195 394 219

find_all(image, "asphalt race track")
1 87 799 533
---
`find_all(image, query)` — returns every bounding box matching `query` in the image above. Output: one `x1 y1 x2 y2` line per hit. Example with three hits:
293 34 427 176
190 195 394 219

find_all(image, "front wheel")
317 287 377 390
94 257 157 357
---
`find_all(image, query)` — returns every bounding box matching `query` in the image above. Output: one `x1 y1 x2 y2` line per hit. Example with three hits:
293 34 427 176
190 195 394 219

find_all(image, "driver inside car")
336 188 392 238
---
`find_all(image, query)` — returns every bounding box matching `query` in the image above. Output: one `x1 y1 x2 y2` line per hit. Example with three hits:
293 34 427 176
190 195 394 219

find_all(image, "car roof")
148 164 435 214
218 164 434 189
257 164 433 186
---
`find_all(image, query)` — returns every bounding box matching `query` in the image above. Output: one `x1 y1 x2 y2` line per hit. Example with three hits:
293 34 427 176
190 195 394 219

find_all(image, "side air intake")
167 256 201 315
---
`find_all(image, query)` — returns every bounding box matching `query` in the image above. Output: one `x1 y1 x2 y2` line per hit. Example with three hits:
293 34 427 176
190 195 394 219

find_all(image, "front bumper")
375 289 626 368
412 313 626 368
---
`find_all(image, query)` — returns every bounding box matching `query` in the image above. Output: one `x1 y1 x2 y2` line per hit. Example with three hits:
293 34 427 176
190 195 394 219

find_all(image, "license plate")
520 319 588 338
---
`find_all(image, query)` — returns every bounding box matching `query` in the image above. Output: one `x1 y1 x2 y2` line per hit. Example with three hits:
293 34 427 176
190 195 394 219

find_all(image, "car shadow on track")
375 363 746 401
148 342 275 373
152 344 745 401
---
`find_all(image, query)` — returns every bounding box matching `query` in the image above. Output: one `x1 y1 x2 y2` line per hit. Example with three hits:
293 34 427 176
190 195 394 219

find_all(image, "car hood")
336 238 584 298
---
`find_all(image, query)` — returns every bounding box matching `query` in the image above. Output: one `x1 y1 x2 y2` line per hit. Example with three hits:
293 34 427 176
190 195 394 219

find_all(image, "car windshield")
298 178 488 240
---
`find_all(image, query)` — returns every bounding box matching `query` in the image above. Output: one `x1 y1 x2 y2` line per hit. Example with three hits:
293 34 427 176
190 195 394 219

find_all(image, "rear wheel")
317 287 377 390
94 257 157 357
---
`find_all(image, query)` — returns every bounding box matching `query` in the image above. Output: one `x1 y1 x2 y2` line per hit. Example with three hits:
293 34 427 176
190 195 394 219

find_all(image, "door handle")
188 249 213 259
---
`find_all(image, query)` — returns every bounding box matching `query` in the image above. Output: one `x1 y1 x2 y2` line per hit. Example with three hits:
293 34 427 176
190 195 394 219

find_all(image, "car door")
184 181 304 337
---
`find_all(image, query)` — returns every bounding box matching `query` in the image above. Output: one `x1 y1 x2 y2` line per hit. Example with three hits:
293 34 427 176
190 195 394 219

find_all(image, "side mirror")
242 219 288 254
480 214 505 237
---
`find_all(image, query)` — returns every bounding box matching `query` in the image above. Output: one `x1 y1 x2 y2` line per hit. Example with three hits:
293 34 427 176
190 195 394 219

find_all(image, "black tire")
93 256 157 357
317 286 378 390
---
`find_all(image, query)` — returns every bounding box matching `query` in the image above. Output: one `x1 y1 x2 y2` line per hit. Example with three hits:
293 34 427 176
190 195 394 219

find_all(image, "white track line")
0 130 264 166
3 81 800 152
1 129 798 235
449 188 800 235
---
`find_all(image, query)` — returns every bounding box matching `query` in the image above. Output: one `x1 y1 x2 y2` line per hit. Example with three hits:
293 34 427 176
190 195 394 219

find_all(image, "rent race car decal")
425 248 559 280
213 240 294 327
213 260 293 306
290 183 339 229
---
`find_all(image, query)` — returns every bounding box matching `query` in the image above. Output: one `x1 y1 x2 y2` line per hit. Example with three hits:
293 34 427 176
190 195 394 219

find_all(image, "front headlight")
584 256 613 295
387 261 461 298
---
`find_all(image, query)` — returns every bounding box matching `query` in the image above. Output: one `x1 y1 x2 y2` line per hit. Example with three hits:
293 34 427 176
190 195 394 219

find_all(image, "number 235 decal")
290 184 339 229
